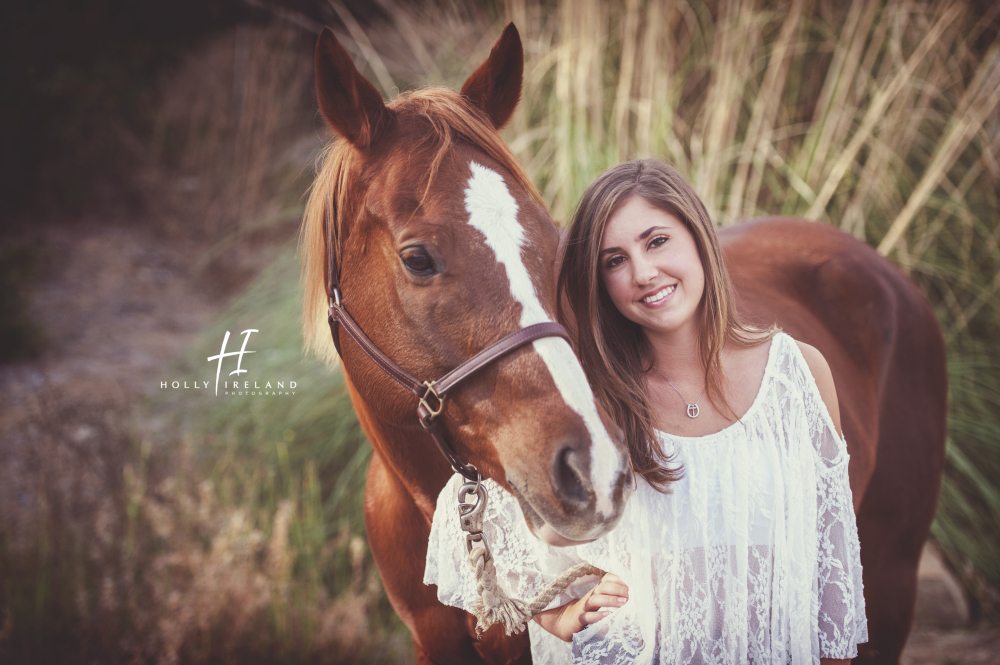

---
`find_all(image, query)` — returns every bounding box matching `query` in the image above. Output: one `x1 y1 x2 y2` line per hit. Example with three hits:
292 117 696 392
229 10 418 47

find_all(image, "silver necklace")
651 366 704 418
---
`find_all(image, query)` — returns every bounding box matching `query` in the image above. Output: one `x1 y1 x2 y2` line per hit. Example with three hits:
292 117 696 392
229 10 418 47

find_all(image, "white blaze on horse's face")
463 162 622 519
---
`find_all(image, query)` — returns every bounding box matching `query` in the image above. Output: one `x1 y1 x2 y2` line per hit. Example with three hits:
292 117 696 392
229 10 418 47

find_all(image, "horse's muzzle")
509 429 634 545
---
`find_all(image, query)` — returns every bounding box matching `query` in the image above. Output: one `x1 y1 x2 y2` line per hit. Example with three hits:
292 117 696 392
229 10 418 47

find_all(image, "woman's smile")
640 283 677 305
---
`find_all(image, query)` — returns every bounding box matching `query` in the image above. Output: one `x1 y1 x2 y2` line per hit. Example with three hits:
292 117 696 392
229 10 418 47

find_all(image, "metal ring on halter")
466 531 491 557
419 381 445 421
331 287 342 309
453 461 481 483
457 476 485 517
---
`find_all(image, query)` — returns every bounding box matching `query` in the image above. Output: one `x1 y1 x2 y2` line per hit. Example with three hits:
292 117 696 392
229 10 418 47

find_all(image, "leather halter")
323 208 571 482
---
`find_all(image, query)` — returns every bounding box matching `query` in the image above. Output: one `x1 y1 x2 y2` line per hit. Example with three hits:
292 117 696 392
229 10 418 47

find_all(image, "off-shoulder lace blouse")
424 332 868 664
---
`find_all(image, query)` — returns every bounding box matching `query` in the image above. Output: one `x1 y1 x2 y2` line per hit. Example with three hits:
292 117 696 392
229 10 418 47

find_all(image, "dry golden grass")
0 385 409 664
3 2 999 663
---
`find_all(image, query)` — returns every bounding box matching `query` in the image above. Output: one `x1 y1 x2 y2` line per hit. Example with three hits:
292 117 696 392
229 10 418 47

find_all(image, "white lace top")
424 333 868 664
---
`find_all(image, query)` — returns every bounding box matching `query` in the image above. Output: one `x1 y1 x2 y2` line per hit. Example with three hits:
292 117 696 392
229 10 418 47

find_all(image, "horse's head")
302 24 632 544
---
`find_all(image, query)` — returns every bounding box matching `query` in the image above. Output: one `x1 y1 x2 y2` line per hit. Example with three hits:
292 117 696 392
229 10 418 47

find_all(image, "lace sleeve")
570 603 646 664
798 352 869 658
423 475 596 616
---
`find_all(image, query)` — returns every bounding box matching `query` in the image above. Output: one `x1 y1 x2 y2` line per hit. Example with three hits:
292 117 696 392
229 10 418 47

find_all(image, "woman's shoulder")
792 339 830 382
785 336 843 438
756 330 829 382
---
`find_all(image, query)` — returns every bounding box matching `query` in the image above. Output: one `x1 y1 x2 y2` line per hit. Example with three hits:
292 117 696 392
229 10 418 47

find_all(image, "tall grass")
143 25 315 243
3 2 999 662
136 250 411 663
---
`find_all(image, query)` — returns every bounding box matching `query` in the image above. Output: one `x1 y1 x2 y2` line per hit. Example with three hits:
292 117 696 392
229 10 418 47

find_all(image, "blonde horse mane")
300 86 543 365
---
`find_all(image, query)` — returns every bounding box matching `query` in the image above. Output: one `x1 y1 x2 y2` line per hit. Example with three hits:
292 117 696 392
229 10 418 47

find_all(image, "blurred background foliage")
1 0 999 662
0 0 252 217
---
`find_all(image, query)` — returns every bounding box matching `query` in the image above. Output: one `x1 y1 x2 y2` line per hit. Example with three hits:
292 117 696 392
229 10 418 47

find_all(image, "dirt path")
904 543 1000 664
0 222 217 409
1 220 996 663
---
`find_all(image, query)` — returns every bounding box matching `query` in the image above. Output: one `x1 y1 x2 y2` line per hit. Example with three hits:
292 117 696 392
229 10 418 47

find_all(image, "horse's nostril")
552 442 591 507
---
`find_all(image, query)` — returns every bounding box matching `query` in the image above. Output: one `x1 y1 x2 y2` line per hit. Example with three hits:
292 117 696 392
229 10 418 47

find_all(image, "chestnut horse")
301 24 946 665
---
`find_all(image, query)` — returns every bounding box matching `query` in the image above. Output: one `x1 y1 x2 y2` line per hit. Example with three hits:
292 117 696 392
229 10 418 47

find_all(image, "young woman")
424 159 867 664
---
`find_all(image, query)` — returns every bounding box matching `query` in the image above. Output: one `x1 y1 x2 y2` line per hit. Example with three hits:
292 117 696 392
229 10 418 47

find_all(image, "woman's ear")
460 23 523 130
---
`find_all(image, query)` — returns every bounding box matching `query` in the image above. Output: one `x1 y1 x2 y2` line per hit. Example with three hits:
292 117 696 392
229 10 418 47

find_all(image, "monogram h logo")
207 329 259 396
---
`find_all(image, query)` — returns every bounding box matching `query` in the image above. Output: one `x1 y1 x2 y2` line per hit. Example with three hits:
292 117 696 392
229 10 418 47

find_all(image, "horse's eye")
401 248 435 275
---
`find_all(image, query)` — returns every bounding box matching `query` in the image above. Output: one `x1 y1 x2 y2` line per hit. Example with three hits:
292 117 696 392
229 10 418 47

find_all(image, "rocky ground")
1 219 997 663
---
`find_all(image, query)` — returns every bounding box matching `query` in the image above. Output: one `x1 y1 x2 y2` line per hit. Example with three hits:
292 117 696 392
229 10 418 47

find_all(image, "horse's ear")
315 27 392 148
460 23 523 130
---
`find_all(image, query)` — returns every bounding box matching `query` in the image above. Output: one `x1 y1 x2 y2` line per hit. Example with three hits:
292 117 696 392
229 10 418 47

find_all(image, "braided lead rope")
467 546 604 637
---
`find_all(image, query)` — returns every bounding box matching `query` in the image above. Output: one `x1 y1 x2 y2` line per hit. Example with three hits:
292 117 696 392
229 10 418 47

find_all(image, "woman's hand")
579 573 630 625
532 573 630 642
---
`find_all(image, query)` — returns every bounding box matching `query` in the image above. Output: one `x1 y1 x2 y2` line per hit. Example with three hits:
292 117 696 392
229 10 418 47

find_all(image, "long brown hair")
557 159 775 491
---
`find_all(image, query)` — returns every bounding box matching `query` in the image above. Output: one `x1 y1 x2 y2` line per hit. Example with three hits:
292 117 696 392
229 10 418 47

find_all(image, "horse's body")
302 25 946 665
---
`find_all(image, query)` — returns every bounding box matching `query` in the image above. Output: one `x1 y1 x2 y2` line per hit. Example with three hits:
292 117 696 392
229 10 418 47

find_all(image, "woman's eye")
401 248 435 275
649 235 669 249
605 255 626 270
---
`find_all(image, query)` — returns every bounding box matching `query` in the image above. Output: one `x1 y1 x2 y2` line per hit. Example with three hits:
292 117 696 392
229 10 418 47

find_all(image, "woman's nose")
633 255 658 285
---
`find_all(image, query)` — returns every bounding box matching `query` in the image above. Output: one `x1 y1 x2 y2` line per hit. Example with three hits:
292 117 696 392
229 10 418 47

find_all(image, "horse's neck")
346 377 453 519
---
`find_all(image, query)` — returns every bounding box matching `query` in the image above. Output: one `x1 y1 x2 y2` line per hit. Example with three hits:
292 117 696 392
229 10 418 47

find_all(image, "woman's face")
599 196 705 337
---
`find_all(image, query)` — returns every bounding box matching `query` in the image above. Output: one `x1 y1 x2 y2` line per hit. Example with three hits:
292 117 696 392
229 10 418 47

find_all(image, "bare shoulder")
794 340 843 437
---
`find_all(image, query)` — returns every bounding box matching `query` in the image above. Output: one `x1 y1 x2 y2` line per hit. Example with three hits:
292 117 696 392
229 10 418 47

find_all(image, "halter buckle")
330 287 342 309
419 380 444 422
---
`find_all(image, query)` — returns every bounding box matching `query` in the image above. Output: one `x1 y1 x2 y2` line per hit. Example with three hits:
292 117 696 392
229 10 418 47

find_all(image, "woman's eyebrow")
636 225 668 241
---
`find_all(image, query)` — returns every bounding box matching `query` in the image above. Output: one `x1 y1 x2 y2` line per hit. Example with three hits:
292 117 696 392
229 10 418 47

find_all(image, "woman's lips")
639 283 677 307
